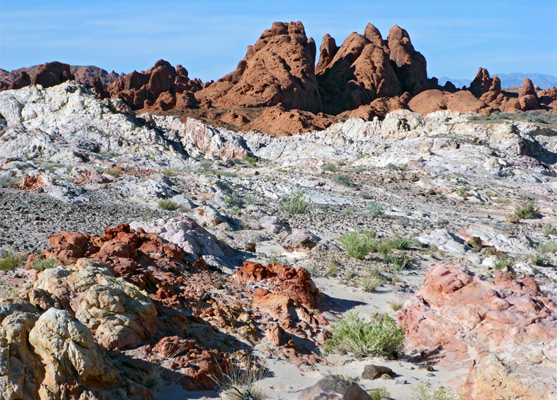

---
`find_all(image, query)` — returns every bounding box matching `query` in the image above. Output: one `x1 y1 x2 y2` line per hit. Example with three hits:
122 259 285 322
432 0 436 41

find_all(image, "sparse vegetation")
322 164 337 172
244 156 257 166
530 252 547 266
0 253 24 271
280 191 311 214
158 199 178 210
143 367 162 391
384 234 412 250
367 202 384 218
214 357 269 400
339 230 378 259
324 312 404 358
514 201 541 219
384 254 411 272
370 387 391 400
536 241 557 254
30 257 60 271
542 223 555 237
326 260 341 277
105 166 123 178
411 383 460 400
494 257 513 270
224 193 244 208
0 176 17 188
334 174 354 187
359 276 384 293
389 300 403 312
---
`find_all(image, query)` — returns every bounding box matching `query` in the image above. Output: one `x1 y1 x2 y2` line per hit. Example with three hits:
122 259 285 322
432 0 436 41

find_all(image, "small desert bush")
514 201 541 219
535 241 557 254
322 164 337 172
324 312 404 358
215 357 269 400
367 202 384 218
0 176 17 188
385 254 411 272
493 257 513 270
384 234 412 250
411 383 460 400
530 252 547 266
105 166 123 178
280 191 311 214
542 223 555 237
243 156 257 166
326 260 341 277
339 230 378 259
370 387 391 400
158 199 178 211
224 193 244 208
389 300 403 312
30 257 60 271
143 367 162 391
359 276 384 293
0 253 24 271
334 175 354 187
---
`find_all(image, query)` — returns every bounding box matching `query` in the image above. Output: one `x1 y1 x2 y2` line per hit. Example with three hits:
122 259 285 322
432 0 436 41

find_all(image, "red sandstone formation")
236 261 321 308
107 59 203 111
387 25 428 93
315 23 402 114
195 21 322 113
1 23 554 136
400 262 556 365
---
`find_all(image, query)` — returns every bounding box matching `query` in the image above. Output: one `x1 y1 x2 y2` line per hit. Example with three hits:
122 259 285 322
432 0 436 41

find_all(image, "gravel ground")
0 188 170 254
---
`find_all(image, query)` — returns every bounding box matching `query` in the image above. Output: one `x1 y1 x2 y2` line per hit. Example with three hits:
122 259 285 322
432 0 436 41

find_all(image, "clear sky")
1 0 556 82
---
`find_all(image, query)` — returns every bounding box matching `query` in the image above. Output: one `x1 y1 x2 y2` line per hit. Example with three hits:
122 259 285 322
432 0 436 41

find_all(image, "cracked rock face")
30 258 157 350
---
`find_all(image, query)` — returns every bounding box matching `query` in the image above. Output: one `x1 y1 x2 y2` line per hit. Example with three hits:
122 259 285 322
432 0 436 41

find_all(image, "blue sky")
1 0 556 82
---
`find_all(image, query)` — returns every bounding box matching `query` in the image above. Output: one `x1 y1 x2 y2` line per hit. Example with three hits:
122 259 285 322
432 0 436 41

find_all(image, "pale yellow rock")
31 258 156 350
28 308 119 399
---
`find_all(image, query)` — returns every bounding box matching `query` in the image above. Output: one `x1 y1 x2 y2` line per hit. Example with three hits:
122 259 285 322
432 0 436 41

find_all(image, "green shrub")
280 191 311 214
224 193 244 208
334 175 353 187
326 260 341 277
389 301 403 312
370 387 391 400
0 176 17 188
385 254 411 272
542 223 555 237
367 202 384 218
322 164 337 172
324 312 404 358
359 276 384 293
494 257 513 270
536 241 557 254
244 156 257 166
384 234 412 250
530 253 547 266
30 257 60 271
411 383 460 400
0 253 24 271
339 231 378 259
514 201 541 219
158 199 178 211
105 166 123 178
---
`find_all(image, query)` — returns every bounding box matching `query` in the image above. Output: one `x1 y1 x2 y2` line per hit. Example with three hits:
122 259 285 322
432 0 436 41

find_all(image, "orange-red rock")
196 22 321 113
400 262 556 365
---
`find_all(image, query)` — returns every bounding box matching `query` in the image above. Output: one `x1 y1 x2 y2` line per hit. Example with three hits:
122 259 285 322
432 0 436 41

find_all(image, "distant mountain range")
438 73 557 90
